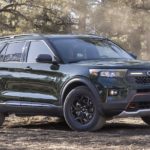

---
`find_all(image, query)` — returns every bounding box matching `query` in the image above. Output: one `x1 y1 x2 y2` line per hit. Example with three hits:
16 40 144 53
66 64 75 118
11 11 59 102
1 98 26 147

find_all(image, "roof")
0 33 106 43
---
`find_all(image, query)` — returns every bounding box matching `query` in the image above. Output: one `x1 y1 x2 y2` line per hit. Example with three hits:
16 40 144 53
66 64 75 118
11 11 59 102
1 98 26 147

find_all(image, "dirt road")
0 116 150 150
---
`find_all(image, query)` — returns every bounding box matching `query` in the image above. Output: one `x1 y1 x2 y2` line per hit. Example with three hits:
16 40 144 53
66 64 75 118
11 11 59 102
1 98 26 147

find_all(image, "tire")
0 114 5 126
141 116 150 125
63 86 105 131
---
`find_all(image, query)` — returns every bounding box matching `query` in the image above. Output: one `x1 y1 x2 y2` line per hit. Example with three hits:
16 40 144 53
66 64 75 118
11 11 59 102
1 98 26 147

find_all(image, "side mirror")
36 54 52 63
129 52 137 59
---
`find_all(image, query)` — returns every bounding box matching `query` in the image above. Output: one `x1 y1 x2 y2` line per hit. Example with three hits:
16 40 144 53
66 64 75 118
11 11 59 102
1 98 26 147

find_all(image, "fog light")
109 89 118 96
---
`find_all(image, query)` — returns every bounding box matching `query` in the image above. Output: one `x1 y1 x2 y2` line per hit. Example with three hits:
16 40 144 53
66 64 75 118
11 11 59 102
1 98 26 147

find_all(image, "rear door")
0 41 26 103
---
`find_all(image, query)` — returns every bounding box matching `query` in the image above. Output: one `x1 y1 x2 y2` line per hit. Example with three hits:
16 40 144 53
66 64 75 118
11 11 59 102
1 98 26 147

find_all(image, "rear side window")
4 42 25 62
0 43 6 52
27 41 52 63
0 46 7 62
0 43 7 62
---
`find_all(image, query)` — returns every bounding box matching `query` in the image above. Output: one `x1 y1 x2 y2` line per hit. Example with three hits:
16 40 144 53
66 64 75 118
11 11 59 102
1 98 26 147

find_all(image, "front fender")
60 76 104 115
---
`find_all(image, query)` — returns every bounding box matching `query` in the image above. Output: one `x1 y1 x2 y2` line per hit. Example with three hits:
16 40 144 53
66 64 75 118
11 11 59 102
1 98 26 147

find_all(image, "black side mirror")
36 54 52 63
129 52 137 59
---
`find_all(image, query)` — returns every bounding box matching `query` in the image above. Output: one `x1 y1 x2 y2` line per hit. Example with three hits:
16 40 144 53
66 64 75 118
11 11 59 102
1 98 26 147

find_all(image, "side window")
0 43 6 52
27 41 52 63
4 42 25 62
0 43 7 62
0 46 7 62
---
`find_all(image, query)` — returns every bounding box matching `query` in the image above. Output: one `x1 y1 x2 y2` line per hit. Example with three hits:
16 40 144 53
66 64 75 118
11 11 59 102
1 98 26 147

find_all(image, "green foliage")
0 0 73 34
89 0 150 59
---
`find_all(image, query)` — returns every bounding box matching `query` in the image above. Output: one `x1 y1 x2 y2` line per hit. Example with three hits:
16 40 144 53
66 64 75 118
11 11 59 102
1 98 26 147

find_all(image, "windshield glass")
50 37 134 63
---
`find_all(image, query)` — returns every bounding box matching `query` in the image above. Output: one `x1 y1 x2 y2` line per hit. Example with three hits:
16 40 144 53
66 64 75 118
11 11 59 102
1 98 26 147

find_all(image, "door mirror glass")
36 54 52 63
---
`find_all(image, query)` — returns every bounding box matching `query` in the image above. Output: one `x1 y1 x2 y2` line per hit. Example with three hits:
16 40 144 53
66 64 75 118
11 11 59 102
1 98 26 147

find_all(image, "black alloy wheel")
63 86 105 131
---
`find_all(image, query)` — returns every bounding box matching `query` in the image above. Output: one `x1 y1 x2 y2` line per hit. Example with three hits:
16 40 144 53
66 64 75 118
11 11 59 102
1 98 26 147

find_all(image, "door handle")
24 66 32 71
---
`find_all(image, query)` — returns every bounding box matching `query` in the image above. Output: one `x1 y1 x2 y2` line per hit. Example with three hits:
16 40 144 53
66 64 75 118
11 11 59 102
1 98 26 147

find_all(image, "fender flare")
60 77 104 115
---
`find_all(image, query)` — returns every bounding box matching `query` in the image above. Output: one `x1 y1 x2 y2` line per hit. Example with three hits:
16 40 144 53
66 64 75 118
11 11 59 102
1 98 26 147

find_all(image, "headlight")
89 69 127 77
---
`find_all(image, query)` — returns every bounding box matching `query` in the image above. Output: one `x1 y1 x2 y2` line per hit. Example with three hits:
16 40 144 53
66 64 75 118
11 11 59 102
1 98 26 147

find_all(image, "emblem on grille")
147 71 150 76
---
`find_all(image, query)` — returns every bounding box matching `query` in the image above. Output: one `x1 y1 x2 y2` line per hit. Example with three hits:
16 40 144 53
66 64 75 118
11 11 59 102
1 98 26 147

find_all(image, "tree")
0 0 74 35
89 0 150 59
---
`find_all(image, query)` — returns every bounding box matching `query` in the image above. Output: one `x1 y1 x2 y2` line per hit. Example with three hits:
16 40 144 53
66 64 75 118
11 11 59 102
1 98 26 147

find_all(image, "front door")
18 40 64 106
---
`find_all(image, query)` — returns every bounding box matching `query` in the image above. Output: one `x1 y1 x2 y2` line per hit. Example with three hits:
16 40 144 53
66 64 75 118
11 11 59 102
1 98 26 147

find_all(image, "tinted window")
50 38 133 63
0 43 6 52
27 41 52 63
0 43 7 62
4 42 25 62
0 45 7 62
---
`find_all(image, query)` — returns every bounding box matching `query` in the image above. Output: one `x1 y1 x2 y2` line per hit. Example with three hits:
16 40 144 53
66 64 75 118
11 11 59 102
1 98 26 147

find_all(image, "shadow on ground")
6 119 150 132
0 118 150 150
8 121 71 131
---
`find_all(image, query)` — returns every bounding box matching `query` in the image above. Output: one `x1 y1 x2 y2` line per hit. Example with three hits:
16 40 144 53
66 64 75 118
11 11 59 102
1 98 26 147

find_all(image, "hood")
76 59 150 69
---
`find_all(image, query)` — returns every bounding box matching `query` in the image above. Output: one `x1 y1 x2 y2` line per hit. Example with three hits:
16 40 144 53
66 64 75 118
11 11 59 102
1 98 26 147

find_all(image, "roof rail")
88 33 98 35
0 33 42 41
0 36 12 41
12 33 42 38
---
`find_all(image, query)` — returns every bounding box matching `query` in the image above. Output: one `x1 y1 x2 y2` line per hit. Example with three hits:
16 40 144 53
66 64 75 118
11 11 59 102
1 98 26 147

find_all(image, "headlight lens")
89 69 127 77
100 71 121 77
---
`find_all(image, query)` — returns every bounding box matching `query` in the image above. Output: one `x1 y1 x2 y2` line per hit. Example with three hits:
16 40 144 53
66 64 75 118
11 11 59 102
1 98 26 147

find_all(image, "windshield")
50 37 134 63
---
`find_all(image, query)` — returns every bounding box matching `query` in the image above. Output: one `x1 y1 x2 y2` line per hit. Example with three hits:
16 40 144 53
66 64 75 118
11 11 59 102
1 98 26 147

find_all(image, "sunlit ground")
0 116 149 150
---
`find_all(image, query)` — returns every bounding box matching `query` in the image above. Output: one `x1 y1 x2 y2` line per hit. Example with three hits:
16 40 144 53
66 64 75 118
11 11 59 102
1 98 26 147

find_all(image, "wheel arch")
60 77 104 115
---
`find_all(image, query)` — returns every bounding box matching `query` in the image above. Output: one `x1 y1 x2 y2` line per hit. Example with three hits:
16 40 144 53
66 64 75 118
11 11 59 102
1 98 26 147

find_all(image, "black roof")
0 33 106 43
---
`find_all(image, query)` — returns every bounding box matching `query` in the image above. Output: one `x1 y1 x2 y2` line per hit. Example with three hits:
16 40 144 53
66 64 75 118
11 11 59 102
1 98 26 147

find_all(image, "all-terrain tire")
63 86 105 132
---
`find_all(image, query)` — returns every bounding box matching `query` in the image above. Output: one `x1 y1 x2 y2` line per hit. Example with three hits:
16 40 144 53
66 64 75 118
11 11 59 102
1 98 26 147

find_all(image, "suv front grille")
127 70 150 84
134 76 150 84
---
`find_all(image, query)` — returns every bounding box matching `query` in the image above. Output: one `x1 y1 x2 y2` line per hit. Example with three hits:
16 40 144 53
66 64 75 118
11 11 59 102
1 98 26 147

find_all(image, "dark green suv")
0 34 150 131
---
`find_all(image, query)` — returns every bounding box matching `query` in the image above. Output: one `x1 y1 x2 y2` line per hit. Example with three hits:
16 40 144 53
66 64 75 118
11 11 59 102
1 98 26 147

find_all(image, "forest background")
0 0 150 60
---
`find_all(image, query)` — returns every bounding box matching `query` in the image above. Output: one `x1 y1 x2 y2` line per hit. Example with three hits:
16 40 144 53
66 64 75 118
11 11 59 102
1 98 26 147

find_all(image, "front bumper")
94 79 150 117
118 109 150 117
102 91 150 117
91 70 150 117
